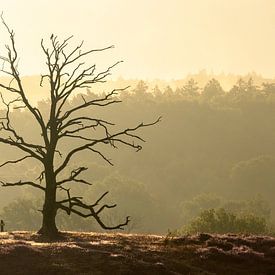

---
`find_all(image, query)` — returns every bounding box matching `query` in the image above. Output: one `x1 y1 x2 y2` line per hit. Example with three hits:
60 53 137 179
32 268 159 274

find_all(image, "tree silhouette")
182 78 199 96
203 78 224 99
0 17 160 237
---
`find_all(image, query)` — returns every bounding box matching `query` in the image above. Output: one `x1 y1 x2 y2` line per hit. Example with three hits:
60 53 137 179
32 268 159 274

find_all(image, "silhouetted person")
0 220 4 232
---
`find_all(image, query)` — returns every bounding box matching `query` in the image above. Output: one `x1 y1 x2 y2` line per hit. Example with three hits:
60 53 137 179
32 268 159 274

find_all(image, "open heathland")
0 232 275 274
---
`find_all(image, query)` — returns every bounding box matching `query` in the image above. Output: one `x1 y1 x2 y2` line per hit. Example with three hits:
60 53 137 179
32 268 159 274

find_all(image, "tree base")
37 226 60 240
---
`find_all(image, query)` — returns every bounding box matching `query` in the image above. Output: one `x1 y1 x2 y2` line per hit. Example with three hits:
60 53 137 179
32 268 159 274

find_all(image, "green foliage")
185 208 268 234
223 196 271 220
181 193 222 223
181 194 271 226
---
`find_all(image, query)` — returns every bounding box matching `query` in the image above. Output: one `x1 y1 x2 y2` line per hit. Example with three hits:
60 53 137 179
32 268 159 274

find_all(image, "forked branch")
57 188 130 230
57 166 91 185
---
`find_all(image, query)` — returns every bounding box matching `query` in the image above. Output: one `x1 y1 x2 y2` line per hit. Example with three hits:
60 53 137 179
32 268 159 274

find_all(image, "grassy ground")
0 231 275 274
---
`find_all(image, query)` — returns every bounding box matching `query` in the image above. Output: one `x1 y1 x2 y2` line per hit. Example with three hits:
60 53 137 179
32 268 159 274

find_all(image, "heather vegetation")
1 76 275 234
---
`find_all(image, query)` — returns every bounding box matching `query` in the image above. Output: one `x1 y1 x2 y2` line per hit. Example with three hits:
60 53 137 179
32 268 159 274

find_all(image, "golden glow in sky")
1 0 275 79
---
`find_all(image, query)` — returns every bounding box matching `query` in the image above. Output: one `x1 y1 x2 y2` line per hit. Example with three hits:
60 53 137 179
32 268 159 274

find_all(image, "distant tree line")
1 77 275 233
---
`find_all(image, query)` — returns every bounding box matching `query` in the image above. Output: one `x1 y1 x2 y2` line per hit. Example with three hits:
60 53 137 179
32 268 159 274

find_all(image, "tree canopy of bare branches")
0 16 160 237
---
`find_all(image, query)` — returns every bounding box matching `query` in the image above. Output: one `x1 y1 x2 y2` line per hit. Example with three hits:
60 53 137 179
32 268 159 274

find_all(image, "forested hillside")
1 77 275 233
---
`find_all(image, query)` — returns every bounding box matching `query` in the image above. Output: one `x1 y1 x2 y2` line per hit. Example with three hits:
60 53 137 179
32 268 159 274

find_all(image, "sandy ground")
0 231 275 274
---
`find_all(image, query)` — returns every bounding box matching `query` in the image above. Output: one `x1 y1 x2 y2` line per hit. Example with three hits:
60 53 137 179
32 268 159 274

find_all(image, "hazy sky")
1 0 275 79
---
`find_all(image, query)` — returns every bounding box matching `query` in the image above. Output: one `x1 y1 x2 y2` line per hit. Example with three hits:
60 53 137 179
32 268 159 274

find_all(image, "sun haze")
1 0 275 79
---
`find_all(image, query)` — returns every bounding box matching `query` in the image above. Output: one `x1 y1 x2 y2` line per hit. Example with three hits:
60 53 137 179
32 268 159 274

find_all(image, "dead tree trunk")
0 17 160 239
38 165 58 236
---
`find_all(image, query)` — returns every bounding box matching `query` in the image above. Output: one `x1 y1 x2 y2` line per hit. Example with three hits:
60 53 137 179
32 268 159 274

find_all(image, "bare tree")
0 17 160 237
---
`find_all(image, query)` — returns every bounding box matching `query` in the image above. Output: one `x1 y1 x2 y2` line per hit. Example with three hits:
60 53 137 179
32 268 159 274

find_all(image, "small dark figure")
0 220 5 232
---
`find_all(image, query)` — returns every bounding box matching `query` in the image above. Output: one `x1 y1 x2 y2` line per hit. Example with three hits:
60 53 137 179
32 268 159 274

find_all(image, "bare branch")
57 166 92 186
0 136 44 162
0 155 32 168
36 170 45 184
55 116 161 175
91 191 109 207
0 23 158 235
57 190 130 230
88 147 114 166
1 180 45 191
57 87 125 123
0 14 49 148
